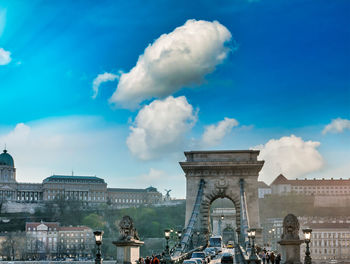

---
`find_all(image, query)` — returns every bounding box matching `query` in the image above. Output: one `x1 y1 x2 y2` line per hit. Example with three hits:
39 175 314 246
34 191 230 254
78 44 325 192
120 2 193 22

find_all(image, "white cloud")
140 168 166 182
110 19 233 109
252 135 324 184
322 118 350 134
127 96 197 160
0 116 128 182
92 72 119 99
201 117 238 147
0 47 11 65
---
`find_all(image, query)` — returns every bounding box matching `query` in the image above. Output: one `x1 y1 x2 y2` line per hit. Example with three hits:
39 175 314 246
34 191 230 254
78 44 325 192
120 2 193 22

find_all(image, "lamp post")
163 229 172 263
248 228 258 261
93 231 103 264
303 228 312 264
247 230 252 249
177 231 182 248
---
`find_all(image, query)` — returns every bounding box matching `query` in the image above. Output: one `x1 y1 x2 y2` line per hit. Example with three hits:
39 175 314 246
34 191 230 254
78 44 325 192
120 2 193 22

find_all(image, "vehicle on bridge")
190 257 205 264
220 253 234 264
183 260 198 264
226 241 234 248
204 247 216 259
209 235 223 252
191 251 208 264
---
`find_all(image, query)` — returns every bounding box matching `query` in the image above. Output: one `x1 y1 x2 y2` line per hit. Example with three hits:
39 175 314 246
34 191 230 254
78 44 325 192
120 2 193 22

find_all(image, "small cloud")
201 117 238 147
92 72 119 99
252 135 324 184
140 168 166 182
0 47 11 65
126 96 197 160
109 19 233 109
322 118 350 134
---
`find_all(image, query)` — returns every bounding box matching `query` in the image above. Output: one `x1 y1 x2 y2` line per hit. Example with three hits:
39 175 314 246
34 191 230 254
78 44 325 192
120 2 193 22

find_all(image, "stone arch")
199 186 241 242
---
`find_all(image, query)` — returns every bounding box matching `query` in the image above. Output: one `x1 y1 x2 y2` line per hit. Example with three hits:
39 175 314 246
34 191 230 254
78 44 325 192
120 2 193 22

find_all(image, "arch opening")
197 187 242 247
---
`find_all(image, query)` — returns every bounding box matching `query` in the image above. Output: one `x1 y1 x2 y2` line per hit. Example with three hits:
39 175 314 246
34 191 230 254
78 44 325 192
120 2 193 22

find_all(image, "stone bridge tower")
180 150 264 242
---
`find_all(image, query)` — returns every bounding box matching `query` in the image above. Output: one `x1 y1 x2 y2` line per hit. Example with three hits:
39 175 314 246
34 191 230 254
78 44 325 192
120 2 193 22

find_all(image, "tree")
0 232 26 260
82 213 105 230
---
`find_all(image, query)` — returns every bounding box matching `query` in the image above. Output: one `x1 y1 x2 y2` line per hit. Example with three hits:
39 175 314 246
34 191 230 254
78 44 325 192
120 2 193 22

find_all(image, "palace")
0 149 162 209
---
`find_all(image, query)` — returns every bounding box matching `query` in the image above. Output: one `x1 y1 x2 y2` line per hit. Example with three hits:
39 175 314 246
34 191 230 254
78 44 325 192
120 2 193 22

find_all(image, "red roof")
270 174 350 186
25 222 91 232
270 174 289 185
26 222 60 230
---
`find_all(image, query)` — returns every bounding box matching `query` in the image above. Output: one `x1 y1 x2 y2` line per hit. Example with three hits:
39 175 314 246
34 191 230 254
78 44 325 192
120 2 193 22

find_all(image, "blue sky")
0 0 349 198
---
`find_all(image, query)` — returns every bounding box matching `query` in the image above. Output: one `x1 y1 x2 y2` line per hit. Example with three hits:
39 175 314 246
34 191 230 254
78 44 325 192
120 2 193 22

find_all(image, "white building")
258 181 271 198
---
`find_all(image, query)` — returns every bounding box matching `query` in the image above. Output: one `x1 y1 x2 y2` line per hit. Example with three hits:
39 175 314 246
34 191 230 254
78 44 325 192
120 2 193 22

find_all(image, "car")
204 248 216 259
226 241 234 248
220 253 234 264
190 258 205 264
191 252 208 264
183 260 197 264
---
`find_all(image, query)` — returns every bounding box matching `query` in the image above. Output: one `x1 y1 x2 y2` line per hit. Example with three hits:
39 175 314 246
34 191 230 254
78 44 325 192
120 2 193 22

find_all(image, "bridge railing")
166 246 205 264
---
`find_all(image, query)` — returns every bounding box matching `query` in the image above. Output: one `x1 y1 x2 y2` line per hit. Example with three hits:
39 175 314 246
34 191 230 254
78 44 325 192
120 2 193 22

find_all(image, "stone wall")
314 195 350 207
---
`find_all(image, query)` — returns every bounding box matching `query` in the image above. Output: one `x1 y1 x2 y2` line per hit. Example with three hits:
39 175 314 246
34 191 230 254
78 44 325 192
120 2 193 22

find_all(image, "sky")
0 0 349 198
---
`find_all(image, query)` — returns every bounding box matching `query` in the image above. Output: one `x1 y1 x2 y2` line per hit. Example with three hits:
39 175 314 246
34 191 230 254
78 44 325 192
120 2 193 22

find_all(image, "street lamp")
93 231 103 264
248 228 258 261
247 230 252 248
163 229 172 263
303 228 312 264
177 230 182 248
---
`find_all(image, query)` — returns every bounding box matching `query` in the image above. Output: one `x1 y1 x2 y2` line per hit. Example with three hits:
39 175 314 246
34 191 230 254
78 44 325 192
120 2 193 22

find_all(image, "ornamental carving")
281 214 300 240
118 215 140 241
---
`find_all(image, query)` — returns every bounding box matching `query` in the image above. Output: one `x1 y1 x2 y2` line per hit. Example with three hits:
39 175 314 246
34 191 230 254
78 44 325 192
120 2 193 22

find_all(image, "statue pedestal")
113 239 144 264
278 239 303 264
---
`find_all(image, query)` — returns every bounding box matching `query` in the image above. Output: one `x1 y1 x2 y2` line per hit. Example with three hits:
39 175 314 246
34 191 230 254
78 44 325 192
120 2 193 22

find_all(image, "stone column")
113 216 144 264
278 214 303 264
113 240 144 264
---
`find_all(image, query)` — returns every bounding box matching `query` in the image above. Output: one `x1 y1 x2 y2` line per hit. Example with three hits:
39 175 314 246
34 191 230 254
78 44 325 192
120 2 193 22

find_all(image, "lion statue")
118 216 140 241
281 213 300 240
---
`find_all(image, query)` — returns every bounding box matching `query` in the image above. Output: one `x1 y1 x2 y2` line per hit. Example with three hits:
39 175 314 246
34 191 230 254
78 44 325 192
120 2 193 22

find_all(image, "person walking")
145 257 151 264
266 252 270 264
261 251 266 264
275 253 281 264
152 255 159 264
270 252 275 264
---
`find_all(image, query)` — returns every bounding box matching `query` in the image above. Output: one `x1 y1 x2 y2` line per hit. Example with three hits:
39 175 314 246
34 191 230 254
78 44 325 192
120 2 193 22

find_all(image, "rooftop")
270 174 350 186
43 175 105 184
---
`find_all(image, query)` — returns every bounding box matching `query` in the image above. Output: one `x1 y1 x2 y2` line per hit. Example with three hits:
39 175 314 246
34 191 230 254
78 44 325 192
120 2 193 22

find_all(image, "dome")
0 150 14 167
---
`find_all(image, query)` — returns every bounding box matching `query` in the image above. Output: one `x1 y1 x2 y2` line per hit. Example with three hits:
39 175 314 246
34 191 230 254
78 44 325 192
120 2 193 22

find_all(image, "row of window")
312 232 350 239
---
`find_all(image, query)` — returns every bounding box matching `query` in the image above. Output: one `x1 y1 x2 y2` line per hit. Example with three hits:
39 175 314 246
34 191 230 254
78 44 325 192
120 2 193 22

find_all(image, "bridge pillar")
180 150 264 246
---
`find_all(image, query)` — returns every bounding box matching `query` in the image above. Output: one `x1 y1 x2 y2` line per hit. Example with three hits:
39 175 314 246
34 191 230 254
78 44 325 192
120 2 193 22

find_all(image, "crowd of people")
259 249 281 264
138 254 161 264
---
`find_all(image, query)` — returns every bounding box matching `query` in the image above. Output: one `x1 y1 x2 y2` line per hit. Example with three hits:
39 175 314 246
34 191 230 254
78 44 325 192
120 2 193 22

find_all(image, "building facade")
26 222 94 260
258 181 272 198
270 174 350 196
299 217 350 262
0 149 162 210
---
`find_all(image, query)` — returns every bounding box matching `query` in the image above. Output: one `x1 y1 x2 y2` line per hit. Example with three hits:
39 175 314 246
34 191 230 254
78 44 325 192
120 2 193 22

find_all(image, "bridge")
166 150 264 263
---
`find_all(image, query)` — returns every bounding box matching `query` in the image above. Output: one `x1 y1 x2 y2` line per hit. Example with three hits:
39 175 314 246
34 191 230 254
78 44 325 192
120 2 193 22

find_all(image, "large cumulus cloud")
252 135 324 184
126 96 197 160
110 19 233 109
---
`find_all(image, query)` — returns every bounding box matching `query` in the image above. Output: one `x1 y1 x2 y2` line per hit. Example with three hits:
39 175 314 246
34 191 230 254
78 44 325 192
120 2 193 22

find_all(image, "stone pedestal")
113 239 144 264
278 239 303 264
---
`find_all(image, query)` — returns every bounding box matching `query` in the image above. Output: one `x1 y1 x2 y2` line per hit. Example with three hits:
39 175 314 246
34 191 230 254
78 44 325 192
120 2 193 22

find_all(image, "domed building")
0 149 16 182
0 149 163 212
